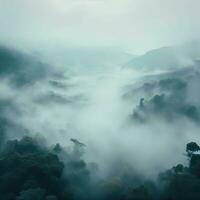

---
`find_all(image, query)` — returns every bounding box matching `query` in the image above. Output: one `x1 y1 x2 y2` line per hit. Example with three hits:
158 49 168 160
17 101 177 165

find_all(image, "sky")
0 0 200 53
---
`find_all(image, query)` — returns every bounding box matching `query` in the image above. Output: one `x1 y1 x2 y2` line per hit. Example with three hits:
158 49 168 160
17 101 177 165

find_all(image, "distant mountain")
41 47 134 73
0 45 50 87
125 40 200 71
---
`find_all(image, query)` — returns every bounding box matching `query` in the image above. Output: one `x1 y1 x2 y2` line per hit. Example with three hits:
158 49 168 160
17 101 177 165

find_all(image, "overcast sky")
0 0 200 53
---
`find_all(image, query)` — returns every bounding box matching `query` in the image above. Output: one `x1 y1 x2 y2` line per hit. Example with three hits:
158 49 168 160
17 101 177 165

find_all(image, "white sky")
0 0 200 53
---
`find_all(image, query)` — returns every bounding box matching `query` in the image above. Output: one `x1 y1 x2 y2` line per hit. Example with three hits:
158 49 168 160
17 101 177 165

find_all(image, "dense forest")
1 135 200 200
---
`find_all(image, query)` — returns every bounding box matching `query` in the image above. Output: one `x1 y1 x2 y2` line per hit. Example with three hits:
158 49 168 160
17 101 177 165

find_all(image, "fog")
0 0 200 53
1 48 200 181
1 1 200 199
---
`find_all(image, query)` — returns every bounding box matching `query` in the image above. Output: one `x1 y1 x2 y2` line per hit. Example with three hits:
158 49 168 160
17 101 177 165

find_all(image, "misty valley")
1 41 200 200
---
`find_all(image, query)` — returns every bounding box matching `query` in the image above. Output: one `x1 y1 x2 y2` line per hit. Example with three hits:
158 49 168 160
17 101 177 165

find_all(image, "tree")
186 142 200 154
16 188 46 200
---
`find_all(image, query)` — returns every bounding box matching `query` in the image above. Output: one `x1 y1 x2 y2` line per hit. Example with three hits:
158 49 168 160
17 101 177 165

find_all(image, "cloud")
0 0 200 53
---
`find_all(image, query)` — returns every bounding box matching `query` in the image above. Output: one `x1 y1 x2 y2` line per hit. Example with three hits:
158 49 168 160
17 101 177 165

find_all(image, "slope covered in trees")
1 135 200 200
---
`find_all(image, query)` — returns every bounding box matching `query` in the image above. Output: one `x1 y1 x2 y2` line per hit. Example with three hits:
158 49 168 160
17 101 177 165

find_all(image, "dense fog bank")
1 42 200 199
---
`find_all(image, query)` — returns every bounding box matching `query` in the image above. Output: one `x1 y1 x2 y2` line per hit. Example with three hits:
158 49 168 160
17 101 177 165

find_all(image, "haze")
0 0 200 53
